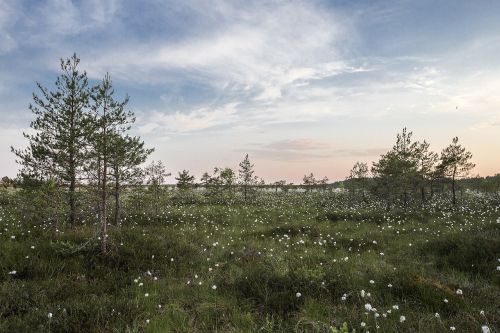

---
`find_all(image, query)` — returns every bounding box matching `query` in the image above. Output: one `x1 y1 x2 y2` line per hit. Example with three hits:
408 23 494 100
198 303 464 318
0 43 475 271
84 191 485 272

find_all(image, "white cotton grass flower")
456 289 463 295
296 292 302 298
48 312 53 319
360 322 366 327
399 315 406 323
212 285 217 290
364 303 372 311
481 325 491 333
450 327 456 331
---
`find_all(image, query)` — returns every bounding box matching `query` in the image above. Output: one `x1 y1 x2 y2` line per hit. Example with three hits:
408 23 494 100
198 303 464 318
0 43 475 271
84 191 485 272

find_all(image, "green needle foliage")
175 170 196 190
439 137 475 206
11 53 92 225
11 54 152 245
90 73 139 253
238 154 258 202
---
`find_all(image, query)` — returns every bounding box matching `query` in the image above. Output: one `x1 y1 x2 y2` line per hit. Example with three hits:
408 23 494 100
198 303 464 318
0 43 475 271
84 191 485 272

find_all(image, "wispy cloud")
265 138 330 151
0 0 18 53
138 102 239 134
241 138 386 162
83 1 350 94
35 0 121 36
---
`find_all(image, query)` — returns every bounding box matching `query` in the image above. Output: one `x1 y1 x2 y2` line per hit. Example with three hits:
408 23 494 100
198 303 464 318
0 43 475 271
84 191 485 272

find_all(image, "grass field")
1 193 499 332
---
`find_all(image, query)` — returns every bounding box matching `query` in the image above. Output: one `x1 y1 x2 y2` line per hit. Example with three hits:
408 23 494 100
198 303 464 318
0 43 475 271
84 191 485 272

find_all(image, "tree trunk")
101 164 107 253
69 174 76 225
100 103 108 254
114 168 121 226
96 156 102 222
452 174 456 206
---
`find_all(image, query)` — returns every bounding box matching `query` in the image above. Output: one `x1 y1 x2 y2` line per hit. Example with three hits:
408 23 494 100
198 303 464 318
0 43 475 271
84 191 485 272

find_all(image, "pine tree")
273 180 287 193
175 170 195 189
238 154 257 201
90 73 134 252
109 134 152 226
439 137 475 206
415 141 438 204
11 53 92 225
303 173 316 192
372 128 420 209
145 161 170 216
349 162 369 199
319 176 329 191
200 172 211 186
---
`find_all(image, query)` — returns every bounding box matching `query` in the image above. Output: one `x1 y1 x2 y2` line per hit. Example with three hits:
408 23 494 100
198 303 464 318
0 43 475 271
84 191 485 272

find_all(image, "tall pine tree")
90 73 134 252
238 154 258 201
11 54 92 225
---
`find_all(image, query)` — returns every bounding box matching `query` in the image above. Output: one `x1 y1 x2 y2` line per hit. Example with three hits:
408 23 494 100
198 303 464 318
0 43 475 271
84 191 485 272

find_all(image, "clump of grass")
420 235 500 279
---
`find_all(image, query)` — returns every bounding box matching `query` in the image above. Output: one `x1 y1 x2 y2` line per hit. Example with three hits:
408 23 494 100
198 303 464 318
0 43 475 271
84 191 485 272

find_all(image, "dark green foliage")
439 137 475 206
238 154 258 201
11 54 92 225
175 169 195 189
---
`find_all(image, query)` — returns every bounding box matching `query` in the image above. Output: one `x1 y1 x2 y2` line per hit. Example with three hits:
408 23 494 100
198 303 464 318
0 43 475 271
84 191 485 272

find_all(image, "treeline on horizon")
2 54 500 253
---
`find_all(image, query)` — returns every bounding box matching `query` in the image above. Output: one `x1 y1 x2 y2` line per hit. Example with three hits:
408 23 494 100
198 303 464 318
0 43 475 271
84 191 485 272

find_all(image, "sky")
1 0 500 183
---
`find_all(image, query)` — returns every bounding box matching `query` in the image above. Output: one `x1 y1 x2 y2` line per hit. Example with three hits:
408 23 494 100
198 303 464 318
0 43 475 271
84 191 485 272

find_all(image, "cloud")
265 138 330 151
241 138 386 162
401 66 445 95
84 1 349 93
332 148 387 157
138 102 239 134
37 0 121 35
471 118 500 130
72 0 363 130
0 0 19 53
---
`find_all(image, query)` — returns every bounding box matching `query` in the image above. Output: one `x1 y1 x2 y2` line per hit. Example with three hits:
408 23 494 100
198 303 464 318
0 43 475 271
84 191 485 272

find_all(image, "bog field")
1 190 498 333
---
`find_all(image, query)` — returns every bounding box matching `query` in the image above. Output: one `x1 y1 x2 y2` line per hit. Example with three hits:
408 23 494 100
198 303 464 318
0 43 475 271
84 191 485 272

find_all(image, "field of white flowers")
0 192 499 332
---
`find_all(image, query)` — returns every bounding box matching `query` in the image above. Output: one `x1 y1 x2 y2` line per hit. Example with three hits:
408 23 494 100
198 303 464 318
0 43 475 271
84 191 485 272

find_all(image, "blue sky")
1 0 500 182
